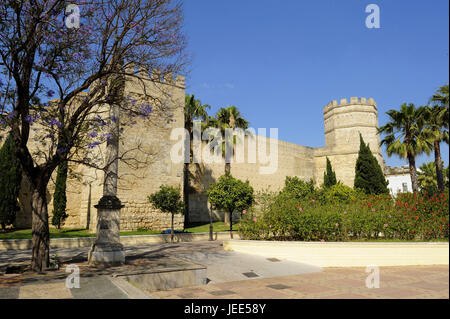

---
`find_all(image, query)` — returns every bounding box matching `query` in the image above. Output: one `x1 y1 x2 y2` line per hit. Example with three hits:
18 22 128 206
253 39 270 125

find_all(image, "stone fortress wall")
11 73 385 230
79 68 187 232
13 69 186 231
187 97 385 222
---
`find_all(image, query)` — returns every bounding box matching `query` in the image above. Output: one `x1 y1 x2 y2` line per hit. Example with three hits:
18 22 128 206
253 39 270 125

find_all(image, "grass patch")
0 228 93 240
0 222 240 240
184 222 239 233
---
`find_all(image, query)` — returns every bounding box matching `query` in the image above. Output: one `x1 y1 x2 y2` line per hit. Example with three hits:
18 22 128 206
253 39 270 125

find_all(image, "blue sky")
183 0 449 168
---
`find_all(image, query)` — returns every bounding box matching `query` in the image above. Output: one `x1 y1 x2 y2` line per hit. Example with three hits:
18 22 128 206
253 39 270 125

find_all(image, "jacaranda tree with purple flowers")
0 0 187 271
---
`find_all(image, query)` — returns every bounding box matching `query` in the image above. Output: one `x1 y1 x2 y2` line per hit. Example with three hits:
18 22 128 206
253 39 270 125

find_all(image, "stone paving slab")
0 287 19 299
148 265 449 299
69 276 128 299
0 241 448 299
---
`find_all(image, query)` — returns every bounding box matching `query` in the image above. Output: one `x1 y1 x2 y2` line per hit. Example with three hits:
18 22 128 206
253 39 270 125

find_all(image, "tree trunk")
31 186 50 272
225 162 231 174
407 152 419 193
224 211 230 226
171 213 174 243
225 114 234 175
1 223 5 231
183 162 190 228
209 204 213 241
434 139 445 192
229 211 233 239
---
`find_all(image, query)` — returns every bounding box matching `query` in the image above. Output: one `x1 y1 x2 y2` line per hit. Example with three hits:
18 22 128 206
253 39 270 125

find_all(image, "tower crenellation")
323 96 380 148
122 65 185 89
319 96 384 186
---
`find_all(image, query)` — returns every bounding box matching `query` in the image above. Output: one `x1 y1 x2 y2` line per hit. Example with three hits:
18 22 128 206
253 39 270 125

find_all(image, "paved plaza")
0 241 448 299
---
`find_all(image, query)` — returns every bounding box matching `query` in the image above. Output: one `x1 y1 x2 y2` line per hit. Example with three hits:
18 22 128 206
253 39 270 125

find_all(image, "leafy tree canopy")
282 176 315 200
206 173 254 214
149 185 184 215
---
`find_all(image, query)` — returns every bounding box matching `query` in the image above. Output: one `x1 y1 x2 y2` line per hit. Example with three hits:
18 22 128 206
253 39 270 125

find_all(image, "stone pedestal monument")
88 74 125 266
88 195 125 266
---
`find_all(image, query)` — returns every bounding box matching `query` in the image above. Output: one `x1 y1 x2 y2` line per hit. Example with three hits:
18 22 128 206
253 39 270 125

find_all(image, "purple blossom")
46 90 55 98
103 133 112 140
89 131 98 138
25 115 35 123
57 147 68 154
111 116 118 123
140 104 153 116
95 116 107 126
47 119 63 128
6 112 15 119
88 142 102 149
0 119 5 125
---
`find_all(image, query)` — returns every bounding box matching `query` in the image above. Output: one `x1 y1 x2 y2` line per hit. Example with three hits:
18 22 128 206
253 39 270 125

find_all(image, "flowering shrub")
316 183 364 204
238 190 449 241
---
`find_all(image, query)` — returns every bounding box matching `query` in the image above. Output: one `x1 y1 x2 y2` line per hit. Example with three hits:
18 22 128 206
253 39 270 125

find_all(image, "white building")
384 166 422 196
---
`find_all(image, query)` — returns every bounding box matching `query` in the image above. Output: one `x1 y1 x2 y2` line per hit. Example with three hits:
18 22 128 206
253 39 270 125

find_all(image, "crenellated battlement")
323 95 381 155
324 96 376 111
124 63 185 88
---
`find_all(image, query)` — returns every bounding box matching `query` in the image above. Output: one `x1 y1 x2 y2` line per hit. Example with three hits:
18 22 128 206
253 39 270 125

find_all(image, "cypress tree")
52 161 68 230
323 157 337 188
0 135 22 230
354 134 389 194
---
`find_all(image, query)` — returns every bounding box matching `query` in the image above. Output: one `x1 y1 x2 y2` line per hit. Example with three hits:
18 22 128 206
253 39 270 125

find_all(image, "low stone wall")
223 240 449 267
0 232 239 251
119 202 184 231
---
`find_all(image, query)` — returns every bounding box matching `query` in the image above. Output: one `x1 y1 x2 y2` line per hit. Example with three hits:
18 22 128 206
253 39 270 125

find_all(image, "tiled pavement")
0 273 129 299
1 264 446 299
0 240 448 299
147 265 449 299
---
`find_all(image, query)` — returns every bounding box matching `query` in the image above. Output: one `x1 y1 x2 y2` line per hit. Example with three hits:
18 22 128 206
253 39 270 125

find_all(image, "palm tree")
426 84 449 192
184 94 210 225
209 106 249 174
378 103 433 192
431 84 449 108
417 161 438 190
209 106 249 225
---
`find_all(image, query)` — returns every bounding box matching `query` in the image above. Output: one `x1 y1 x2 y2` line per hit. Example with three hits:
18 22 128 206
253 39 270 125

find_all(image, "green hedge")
239 190 449 241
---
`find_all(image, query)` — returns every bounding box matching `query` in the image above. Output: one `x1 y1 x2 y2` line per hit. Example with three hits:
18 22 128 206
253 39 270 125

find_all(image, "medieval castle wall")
186 97 385 223
10 73 385 230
